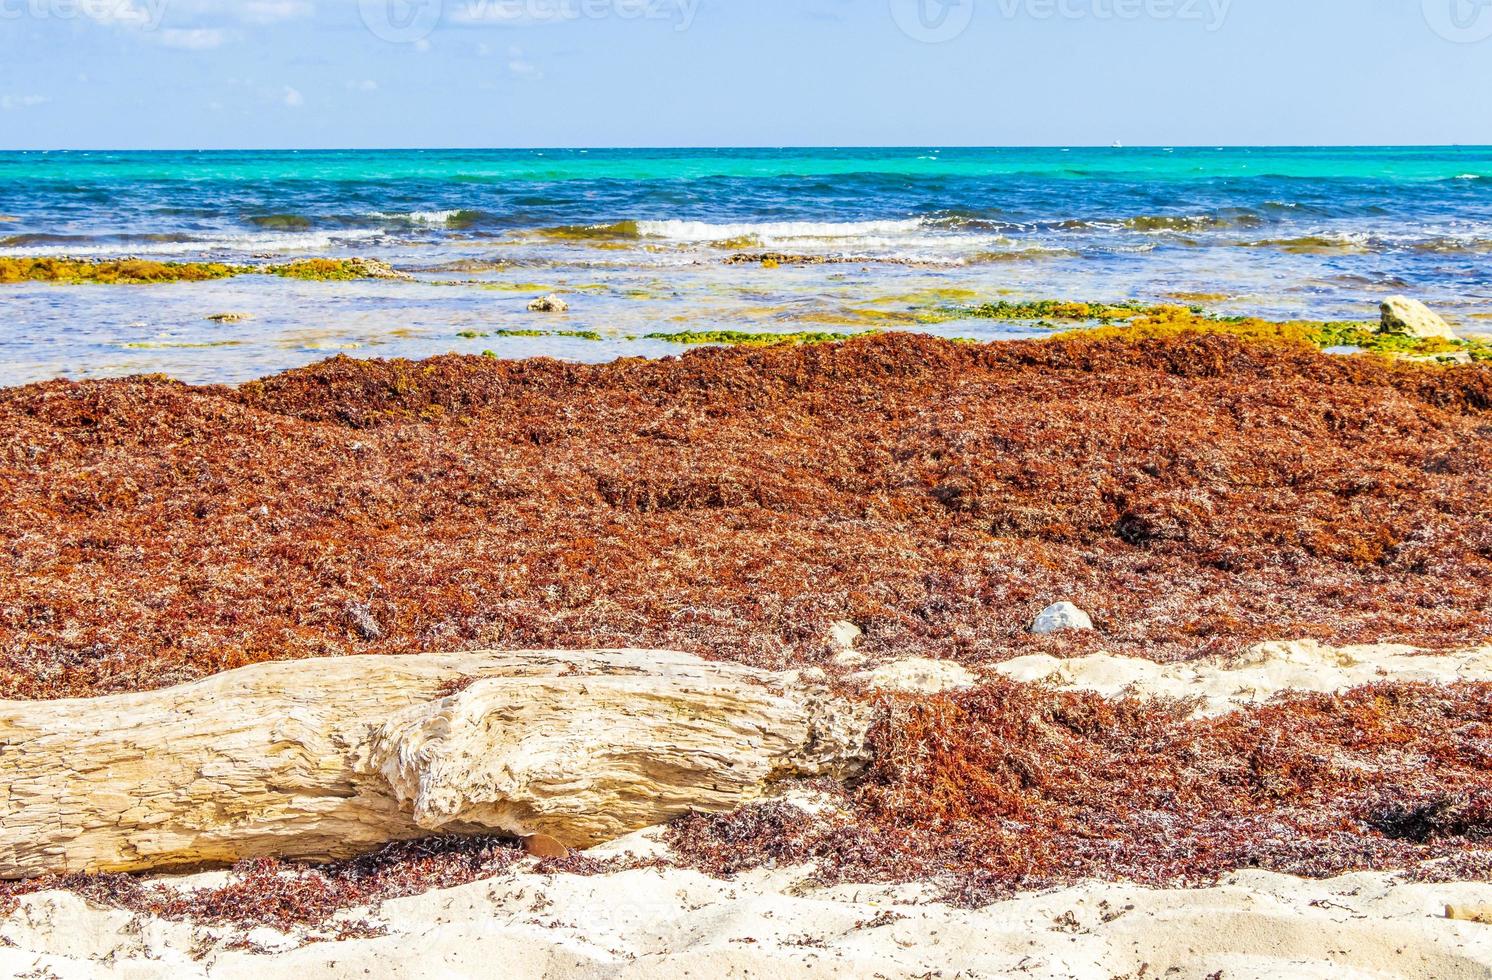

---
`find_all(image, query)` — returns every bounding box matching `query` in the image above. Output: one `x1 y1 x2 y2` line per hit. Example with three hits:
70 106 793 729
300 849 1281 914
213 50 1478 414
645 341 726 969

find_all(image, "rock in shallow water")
345 257 412 281
528 294 569 313
1032 602 1095 635
1380 296 1458 340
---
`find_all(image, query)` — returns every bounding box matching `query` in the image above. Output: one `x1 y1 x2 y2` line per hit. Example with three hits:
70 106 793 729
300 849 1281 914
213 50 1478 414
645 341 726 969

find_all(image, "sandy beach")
5 849 1492 979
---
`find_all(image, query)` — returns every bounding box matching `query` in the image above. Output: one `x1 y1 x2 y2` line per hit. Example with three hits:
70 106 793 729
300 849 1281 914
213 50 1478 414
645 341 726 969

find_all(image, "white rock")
527 293 569 313
857 658 978 695
827 620 862 651
1032 602 1094 635
1380 296 1458 340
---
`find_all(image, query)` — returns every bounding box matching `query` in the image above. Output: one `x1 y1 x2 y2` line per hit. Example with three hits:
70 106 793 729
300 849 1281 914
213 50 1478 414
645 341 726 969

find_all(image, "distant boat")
1111 140 1124 149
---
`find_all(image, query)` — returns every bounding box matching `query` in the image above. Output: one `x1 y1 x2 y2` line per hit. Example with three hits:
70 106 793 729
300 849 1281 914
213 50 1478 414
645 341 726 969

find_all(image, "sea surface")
2 146 1490 385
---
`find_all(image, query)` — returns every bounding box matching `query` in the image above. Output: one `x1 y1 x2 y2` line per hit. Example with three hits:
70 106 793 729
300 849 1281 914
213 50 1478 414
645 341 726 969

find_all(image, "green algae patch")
0 257 246 285
462 328 604 341
1062 306 1492 363
949 299 1166 325
645 329 872 347
2 256 410 285
269 259 399 282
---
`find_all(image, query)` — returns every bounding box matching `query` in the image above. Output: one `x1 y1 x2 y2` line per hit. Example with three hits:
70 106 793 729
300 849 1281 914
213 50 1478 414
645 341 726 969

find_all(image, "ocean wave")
1091 242 1159 254
247 214 315 230
922 213 1022 233
0 232 200 248
524 217 943 252
370 209 490 229
0 229 384 257
1239 233 1373 254
635 218 927 241
1034 212 1269 234
1409 236 1492 254
524 213 1275 248
530 220 643 241
1123 212 1266 232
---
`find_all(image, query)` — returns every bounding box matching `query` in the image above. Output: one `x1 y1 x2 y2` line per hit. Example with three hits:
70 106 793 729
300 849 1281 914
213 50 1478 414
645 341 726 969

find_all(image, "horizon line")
4 143 1492 154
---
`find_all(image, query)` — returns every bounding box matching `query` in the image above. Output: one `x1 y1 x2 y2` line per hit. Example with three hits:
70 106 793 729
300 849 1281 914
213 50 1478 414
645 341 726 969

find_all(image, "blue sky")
0 0 1489 148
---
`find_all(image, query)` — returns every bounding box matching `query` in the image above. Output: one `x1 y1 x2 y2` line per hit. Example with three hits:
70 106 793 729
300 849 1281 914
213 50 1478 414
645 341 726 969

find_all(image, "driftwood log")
0 650 871 880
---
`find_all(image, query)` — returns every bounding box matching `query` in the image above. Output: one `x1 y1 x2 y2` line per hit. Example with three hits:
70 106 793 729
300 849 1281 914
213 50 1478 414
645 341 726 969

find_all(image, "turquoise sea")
1 146 1489 384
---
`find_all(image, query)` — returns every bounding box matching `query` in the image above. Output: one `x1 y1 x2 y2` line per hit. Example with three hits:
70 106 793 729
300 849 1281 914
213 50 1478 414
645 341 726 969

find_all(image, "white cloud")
0 95 50 111
283 86 304 107
69 0 308 46
346 79 379 92
159 28 226 49
507 45 542 79
238 0 313 24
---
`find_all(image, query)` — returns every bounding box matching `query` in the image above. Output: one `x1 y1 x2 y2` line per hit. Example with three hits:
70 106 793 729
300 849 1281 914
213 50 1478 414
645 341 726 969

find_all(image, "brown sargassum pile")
669 680 1492 905
3 332 1490 699
2 332 1491 920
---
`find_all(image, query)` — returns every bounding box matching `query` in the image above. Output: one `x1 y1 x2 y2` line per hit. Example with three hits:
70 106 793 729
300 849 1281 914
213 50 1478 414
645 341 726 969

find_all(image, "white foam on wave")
371 210 467 226
634 218 927 241
0 229 384 258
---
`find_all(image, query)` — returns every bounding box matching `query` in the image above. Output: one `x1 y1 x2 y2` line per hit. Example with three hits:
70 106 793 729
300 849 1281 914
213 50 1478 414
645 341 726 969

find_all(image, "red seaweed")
1 333 1488 700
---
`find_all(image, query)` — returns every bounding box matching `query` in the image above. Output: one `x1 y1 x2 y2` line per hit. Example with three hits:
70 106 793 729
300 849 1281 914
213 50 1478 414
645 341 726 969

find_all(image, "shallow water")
2 146 1490 385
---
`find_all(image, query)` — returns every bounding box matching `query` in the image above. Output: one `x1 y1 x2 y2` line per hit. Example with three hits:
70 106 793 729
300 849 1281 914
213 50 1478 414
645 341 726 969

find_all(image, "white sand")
4 827 1490 980
7 641 1491 978
993 639 1492 716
